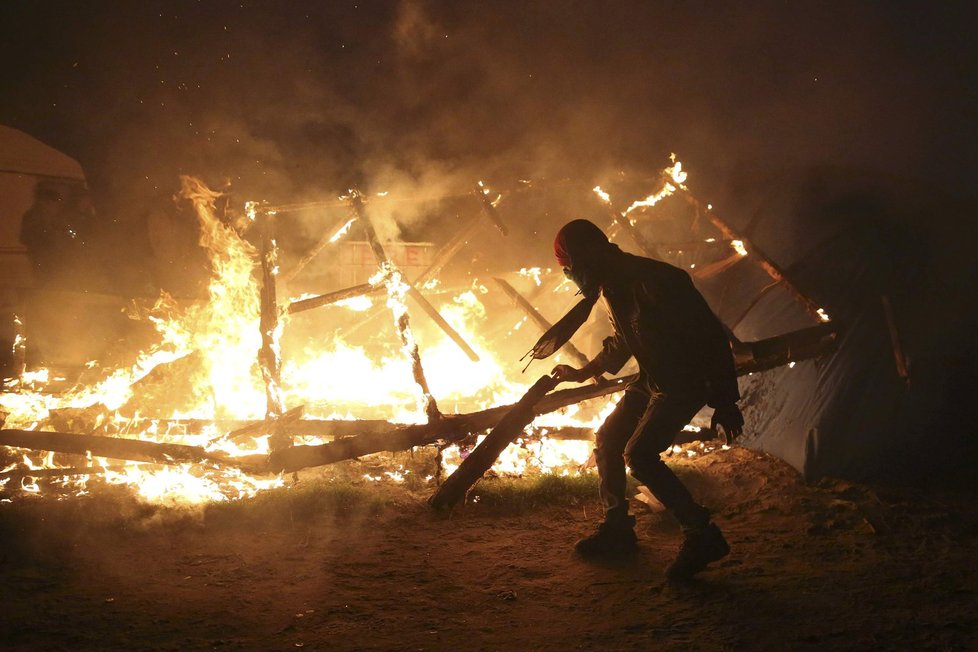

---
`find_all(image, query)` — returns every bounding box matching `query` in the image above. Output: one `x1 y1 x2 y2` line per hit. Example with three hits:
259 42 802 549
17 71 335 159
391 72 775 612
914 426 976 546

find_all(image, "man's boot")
574 514 638 557
665 522 730 580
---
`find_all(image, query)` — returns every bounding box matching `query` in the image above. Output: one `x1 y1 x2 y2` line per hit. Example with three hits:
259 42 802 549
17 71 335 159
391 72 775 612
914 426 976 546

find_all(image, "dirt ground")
1 445 976 651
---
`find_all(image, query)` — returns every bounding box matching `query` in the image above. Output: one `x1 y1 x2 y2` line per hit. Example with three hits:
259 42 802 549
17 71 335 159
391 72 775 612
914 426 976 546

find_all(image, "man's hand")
711 403 744 445
551 364 590 384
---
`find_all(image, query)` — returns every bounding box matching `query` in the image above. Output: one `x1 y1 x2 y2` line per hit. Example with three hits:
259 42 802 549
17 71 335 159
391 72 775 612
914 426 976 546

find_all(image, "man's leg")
624 389 730 579
575 387 648 557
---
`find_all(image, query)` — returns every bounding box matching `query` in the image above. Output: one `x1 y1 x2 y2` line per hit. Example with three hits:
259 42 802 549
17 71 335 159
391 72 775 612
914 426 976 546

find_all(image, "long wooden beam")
0 430 266 471
677 189 825 321
266 374 639 473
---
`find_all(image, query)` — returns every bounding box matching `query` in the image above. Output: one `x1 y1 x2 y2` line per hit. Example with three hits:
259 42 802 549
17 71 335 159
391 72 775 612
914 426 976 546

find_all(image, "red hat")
554 219 609 267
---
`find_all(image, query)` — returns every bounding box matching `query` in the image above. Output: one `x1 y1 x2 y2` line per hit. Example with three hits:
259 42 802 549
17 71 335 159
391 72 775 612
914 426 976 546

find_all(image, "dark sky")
1 0 976 219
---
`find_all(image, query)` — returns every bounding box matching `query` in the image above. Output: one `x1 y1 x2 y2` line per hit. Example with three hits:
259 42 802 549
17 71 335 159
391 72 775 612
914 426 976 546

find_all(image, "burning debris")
0 159 839 506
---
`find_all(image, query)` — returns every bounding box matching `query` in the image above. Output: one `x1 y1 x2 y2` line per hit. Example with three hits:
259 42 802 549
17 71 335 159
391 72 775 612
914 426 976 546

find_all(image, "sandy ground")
1 445 977 651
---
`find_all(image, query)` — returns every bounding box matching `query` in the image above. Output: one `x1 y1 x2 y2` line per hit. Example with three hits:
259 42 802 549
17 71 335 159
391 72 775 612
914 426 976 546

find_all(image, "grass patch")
204 478 404 526
465 473 601 512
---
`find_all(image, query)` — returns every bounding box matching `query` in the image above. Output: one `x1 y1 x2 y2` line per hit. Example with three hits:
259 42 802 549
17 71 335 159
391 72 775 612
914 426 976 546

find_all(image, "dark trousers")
594 380 710 530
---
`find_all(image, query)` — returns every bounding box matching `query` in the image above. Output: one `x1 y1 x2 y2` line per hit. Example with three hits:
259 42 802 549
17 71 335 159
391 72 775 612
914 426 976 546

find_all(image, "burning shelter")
0 151 965 503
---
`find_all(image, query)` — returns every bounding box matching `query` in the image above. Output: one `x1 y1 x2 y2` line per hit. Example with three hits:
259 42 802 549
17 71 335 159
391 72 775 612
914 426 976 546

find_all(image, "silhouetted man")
546 219 743 580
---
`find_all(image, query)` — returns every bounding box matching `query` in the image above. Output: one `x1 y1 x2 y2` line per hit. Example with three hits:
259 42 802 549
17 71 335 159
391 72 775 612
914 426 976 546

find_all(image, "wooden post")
256 209 289 450
351 192 444 421
881 295 910 380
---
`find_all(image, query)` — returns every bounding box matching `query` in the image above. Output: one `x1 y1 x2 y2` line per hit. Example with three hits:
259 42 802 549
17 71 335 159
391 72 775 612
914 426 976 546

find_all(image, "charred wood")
266 374 638 473
256 209 287 450
733 322 840 375
286 282 377 315
220 405 305 443
353 192 479 366
473 184 508 236
0 429 266 471
0 464 128 480
429 375 558 509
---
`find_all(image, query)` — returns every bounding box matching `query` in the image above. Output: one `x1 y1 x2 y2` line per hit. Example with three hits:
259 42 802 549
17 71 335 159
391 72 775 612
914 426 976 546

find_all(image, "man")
546 219 743 580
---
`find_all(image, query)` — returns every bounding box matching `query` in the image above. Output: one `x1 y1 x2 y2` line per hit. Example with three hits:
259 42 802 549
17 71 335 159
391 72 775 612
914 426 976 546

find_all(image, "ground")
1 446 976 651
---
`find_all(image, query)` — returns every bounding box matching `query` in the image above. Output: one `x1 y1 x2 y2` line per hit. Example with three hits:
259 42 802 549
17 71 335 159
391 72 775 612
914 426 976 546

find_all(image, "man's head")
554 219 614 297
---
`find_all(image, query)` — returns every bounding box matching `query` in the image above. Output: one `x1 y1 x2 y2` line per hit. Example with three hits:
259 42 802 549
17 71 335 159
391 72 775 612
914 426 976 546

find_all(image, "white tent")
0 125 86 291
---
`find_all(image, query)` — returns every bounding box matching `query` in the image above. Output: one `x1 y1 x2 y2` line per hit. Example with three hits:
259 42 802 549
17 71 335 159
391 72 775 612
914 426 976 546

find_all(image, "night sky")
2 0 976 221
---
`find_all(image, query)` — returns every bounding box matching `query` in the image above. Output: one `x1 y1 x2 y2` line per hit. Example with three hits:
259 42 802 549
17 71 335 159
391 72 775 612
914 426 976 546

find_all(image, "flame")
329 217 357 243
666 158 688 185
596 158 688 220
2 177 692 505
518 267 544 287
623 184 676 217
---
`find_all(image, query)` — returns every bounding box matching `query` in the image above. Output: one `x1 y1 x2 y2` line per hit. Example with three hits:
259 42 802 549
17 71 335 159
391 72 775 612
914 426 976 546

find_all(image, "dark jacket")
591 252 739 407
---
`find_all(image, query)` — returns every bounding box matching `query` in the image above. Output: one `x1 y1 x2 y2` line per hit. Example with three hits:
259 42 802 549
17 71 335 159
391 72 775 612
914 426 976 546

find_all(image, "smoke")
4 1 974 227
1 0 976 371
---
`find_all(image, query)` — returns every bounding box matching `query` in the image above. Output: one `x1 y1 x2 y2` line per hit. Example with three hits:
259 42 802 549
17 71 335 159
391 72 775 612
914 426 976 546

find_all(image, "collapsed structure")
1 156 854 504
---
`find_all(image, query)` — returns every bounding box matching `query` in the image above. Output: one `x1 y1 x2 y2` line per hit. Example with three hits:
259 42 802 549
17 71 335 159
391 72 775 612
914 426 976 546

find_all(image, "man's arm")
552 332 631 383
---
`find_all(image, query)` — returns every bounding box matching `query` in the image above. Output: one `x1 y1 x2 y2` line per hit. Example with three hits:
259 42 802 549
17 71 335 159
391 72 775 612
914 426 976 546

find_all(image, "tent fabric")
710 171 976 484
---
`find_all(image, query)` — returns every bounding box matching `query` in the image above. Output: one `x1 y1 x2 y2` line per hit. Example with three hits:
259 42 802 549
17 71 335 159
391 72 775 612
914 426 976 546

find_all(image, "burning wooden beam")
676 190 826 322
595 191 669 261
281 212 356 282
266 374 639 473
473 183 509 235
429 374 558 509
732 322 840 375
0 429 266 471
352 192 444 421
219 405 305 444
1 464 129 481
285 282 377 315
256 208 289 450
352 192 480 364
492 277 590 368
124 417 398 439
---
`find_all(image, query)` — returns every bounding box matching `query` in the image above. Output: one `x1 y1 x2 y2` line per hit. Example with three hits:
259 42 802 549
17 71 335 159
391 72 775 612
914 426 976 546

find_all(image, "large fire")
1 159 744 505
